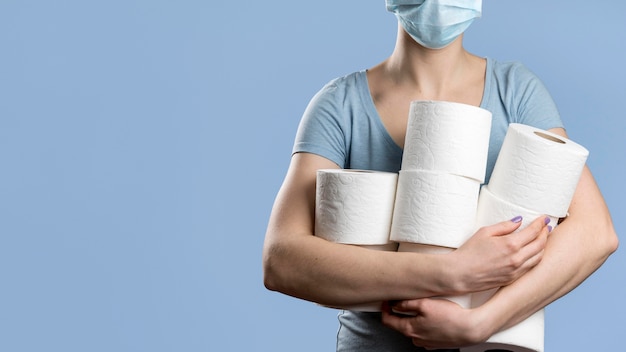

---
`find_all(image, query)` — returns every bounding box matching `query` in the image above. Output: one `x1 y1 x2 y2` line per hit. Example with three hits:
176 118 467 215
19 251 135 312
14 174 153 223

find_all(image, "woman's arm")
381 128 618 348
472 127 618 336
263 152 551 307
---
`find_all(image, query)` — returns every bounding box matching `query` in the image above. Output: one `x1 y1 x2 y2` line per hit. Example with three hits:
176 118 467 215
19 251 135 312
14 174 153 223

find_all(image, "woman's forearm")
475 165 618 336
262 153 456 306
263 232 454 306
263 153 558 309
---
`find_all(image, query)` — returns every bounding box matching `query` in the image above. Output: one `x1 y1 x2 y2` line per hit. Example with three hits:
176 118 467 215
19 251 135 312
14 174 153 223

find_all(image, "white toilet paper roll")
390 170 480 248
397 243 471 308
461 309 545 352
402 100 492 182
464 186 559 352
315 169 398 245
475 186 559 236
488 123 588 217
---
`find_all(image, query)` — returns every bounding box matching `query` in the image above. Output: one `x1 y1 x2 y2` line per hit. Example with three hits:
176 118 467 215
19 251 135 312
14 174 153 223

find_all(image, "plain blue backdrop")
1 1 624 351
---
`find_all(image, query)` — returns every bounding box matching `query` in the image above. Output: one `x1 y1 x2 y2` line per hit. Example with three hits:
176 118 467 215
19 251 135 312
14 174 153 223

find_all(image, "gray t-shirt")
292 57 564 351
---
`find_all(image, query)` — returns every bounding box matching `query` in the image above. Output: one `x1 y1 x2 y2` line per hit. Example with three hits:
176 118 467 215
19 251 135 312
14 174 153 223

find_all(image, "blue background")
1 1 624 351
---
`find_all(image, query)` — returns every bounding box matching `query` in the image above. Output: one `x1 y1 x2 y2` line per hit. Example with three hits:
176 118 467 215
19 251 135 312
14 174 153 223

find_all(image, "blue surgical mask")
386 0 482 49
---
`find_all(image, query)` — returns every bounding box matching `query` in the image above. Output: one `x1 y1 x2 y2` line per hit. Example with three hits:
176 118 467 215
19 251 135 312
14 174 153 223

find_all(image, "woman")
262 1 618 350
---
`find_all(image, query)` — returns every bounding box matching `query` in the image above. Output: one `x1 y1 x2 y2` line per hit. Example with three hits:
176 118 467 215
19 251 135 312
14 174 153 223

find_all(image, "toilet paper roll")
402 100 492 182
463 186 558 352
488 123 588 217
320 242 398 312
461 309 545 352
397 243 471 308
475 186 559 237
315 169 398 245
390 170 480 248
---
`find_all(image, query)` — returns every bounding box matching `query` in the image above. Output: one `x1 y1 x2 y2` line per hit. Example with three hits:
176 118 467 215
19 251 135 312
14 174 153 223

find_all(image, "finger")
391 298 424 312
520 247 545 274
381 309 415 336
511 215 549 247
480 215 524 238
383 300 416 317
515 223 550 269
412 339 432 350
502 224 549 283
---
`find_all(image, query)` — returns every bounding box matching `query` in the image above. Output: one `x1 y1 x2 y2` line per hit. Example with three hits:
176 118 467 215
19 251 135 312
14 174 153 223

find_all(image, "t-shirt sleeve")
508 63 565 130
292 80 348 168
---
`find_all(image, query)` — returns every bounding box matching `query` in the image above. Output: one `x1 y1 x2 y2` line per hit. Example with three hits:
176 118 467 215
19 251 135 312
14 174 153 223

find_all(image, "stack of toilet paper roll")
390 100 493 308
314 169 399 311
462 123 589 352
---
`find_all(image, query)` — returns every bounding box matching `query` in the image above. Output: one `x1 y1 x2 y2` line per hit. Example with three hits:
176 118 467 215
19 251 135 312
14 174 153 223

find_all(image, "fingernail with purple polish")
548 225 553 232
544 217 551 225
510 215 523 223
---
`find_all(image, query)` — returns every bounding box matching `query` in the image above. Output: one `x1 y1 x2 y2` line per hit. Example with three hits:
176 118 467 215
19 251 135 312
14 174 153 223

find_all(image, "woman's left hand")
381 298 491 349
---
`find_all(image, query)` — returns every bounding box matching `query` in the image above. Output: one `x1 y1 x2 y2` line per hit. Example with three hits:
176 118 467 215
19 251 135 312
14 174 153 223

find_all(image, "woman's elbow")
262 241 288 293
595 215 619 259
262 253 278 292
263 263 282 293
603 227 619 256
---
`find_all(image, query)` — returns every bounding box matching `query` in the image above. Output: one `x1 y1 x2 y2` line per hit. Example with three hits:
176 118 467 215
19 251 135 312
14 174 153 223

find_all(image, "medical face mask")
386 0 482 49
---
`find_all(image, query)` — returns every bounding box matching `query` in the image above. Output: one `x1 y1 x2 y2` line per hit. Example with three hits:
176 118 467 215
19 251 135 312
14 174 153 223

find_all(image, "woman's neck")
383 25 476 100
366 25 486 148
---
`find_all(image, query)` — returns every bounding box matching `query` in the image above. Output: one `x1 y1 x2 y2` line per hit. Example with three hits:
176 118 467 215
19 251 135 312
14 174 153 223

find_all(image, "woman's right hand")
449 215 551 294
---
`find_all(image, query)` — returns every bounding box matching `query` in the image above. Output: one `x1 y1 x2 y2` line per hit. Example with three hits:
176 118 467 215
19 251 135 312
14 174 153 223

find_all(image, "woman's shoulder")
308 70 369 109
318 70 367 94
488 58 541 83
